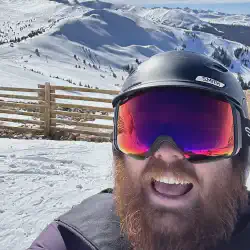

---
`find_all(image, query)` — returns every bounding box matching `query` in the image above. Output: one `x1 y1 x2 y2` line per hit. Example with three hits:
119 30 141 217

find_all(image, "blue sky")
144 2 250 15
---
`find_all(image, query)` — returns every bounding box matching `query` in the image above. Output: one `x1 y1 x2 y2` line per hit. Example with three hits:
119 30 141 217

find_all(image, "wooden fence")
0 83 119 140
1 86 249 140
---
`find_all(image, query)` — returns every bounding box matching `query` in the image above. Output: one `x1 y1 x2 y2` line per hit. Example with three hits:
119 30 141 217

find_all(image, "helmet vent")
210 64 228 73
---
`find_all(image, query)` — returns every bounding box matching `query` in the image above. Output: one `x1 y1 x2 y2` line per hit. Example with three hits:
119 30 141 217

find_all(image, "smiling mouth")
151 178 193 198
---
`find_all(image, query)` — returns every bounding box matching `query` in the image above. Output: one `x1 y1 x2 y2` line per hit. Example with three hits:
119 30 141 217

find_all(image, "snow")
0 139 113 250
138 8 205 29
0 0 250 249
200 14 250 27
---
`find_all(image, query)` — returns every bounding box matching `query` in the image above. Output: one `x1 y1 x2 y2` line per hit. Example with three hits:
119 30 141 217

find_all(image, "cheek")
123 156 149 186
194 159 233 197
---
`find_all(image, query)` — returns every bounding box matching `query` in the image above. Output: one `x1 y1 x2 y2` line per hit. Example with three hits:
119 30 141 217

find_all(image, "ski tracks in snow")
0 139 113 250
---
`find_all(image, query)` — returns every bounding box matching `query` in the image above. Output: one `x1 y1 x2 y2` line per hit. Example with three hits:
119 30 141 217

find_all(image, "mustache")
142 157 198 184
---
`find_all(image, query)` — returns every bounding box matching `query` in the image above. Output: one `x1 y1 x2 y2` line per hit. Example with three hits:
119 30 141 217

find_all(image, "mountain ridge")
0 0 249 89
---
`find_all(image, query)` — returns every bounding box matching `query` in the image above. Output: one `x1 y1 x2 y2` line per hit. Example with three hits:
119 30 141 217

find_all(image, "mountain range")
0 0 249 90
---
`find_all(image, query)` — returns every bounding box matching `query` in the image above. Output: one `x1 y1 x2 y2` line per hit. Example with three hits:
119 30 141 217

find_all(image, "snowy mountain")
136 7 250 46
136 8 223 36
0 0 250 91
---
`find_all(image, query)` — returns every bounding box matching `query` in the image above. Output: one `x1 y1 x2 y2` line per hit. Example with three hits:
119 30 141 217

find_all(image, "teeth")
154 176 191 185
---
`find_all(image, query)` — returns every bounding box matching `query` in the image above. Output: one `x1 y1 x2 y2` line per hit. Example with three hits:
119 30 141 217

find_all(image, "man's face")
113 143 248 250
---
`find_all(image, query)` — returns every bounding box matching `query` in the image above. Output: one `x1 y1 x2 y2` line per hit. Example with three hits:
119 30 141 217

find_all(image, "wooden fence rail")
0 86 45 134
51 110 113 120
0 85 250 141
0 83 119 140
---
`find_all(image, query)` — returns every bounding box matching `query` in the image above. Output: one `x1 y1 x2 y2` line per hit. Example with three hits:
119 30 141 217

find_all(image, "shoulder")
27 222 67 250
53 189 128 250
28 189 115 250
55 190 116 234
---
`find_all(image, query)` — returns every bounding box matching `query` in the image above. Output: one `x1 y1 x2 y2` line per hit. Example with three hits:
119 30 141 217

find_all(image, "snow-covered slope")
0 139 113 250
200 13 250 27
164 6 250 27
0 0 250 90
137 8 215 31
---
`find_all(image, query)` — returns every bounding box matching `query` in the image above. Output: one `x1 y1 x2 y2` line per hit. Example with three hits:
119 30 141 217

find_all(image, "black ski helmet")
112 51 250 153
113 50 248 120
112 50 250 181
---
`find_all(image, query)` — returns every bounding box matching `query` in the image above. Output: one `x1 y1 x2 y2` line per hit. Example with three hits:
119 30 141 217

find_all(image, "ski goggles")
113 87 247 161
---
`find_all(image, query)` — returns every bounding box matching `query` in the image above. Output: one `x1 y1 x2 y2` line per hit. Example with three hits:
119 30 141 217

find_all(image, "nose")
153 141 185 162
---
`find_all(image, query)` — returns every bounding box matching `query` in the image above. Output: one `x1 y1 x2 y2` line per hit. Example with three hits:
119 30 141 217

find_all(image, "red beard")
113 154 248 250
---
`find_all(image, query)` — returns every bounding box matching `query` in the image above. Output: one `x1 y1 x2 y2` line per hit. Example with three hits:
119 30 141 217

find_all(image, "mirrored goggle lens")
116 87 234 159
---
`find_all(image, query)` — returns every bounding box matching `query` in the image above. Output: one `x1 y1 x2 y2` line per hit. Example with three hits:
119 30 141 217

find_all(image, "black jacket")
28 189 250 250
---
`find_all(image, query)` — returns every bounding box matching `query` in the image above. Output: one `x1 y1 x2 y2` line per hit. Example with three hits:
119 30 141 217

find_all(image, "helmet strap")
243 118 250 145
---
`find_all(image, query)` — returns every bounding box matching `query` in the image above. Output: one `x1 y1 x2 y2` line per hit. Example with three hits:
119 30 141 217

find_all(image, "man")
28 51 250 250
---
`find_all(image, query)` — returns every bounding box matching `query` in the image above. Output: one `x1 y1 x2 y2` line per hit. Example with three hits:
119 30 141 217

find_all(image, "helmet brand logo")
196 76 225 88
245 127 250 137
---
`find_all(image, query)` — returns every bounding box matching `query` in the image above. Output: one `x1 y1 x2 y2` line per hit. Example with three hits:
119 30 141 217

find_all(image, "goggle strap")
243 118 250 145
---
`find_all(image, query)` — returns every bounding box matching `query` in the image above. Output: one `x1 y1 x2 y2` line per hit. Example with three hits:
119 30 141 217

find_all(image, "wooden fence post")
38 86 45 133
50 88 56 135
44 82 51 137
